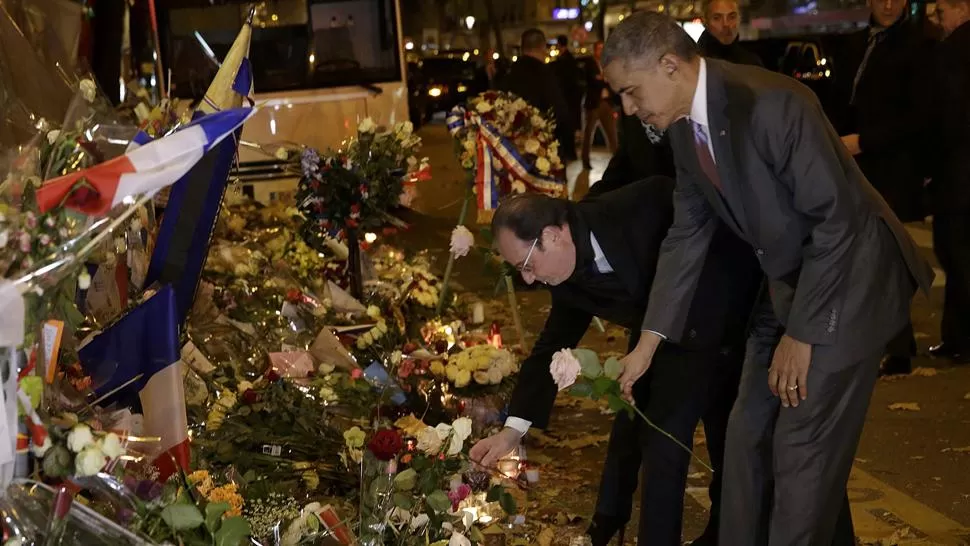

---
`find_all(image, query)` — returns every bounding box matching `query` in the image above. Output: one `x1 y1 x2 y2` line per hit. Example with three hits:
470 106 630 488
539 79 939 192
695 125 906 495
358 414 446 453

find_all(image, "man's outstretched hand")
469 427 521 469
618 333 663 402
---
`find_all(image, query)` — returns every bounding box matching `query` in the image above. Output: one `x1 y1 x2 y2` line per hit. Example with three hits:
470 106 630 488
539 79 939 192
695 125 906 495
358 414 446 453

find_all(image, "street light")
465 15 475 30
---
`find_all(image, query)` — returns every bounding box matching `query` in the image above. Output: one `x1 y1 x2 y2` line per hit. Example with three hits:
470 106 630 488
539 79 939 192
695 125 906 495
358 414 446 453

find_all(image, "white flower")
536 156 551 174
237 381 254 393
274 147 289 161
31 436 52 458
75 445 106 476
448 417 473 455
358 117 376 133
318 362 336 375
450 225 474 258
67 424 95 453
396 121 414 136
416 426 443 455
79 79 97 103
475 101 493 114
410 513 430 530
512 180 527 194
524 139 540 155
46 130 61 145
99 433 125 459
0 230 7 249
449 532 472 546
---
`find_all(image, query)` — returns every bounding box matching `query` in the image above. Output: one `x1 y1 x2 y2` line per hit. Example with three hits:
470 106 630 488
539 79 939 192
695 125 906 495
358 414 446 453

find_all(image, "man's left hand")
767 335 812 408
841 134 862 156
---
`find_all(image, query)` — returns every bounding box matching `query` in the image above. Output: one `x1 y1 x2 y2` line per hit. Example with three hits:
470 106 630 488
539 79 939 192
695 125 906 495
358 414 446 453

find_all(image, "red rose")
346 219 358 228
368 429 403 461
265 369 281 382
241 389 261 405
286 289 302 303
402 342 418 354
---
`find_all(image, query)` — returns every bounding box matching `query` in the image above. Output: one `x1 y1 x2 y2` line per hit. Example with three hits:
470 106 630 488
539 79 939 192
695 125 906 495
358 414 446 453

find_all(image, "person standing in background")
929 0 970 363
553 35 582 162
833 0 934 375
697 0 763 66
581 41 619 171
499 29 574 163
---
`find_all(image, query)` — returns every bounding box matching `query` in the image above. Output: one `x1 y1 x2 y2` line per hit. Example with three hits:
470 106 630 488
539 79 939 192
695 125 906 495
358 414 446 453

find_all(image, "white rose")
31 436 52 458
475 101 493 114
67 424 95 453
536 156 551 174
416 426 443 455
46 130 61 145
449 532 472 546
237 380 254 393
79 79 97 103
488 366 503 385
449 225 475 258
391 351 403 365
524 139 540 155
407 156 418 169
358 117 376 133
75 446 106 476
366 305 382 319
100 432 125 459
448 417 472 456
396 121 414 136
77 270 91 290
410 513 430 530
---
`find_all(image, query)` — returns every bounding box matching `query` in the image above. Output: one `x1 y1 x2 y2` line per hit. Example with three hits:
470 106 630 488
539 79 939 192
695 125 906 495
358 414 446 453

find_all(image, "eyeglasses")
517 237 539 274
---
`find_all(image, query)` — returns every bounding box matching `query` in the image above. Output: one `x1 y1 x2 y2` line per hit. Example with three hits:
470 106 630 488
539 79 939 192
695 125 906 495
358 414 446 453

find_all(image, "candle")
497 459 519 478
472 302 485 324
525 468 539 483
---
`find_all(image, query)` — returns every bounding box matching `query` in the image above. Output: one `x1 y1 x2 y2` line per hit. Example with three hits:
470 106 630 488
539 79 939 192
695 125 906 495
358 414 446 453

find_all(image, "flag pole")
147 0 165 99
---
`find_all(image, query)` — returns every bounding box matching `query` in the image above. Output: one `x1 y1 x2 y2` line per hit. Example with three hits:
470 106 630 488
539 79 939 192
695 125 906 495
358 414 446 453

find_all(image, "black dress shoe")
929 342 970 363
586 514 626 546
880 356 912 376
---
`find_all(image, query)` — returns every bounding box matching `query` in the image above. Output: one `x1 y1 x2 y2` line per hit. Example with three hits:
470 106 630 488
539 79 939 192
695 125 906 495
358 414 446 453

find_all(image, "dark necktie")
692 120 722 192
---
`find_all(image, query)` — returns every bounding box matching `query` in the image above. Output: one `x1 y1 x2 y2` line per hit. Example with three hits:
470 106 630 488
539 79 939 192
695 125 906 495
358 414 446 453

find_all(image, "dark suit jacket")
832 18 934 222
697 31 764 67
498 56 574 149
642 59 935 368
508 178 762 428
931 21 970 214
594 115 676 197
584 56 614 110
552 50 583 127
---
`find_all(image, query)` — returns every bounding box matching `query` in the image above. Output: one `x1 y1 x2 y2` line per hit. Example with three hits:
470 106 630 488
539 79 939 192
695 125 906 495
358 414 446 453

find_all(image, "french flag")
35 107 255 216
78 285 189 481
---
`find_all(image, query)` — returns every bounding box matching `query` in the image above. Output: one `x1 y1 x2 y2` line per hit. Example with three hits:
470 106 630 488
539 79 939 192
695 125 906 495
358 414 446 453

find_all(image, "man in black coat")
581 41 620 170
553 34 582 161
929 0 970 362
470 179 762 546
498 29 574 159
697 0 764 67
832 0 934 374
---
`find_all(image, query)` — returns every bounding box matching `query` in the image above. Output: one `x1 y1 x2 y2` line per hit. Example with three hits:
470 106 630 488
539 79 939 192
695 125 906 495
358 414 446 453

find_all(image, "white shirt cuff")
644 329 667 340
504 417 531 436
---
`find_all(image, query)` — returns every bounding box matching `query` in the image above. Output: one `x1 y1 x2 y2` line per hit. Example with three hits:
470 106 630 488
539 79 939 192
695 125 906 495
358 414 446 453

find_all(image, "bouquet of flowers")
447 91 566 223
440 345 518 391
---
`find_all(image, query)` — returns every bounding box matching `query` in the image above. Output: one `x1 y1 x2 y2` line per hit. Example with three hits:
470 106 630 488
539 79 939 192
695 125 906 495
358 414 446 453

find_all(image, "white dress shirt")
505 232 615 435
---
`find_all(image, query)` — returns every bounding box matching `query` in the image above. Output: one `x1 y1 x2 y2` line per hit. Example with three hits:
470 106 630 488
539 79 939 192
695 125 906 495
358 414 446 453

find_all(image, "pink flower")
24 213 37 229
450 225 474 258
397 359 416 379
18 232 30 252
351 368 364 380
448 483 472 510
549 349 581 391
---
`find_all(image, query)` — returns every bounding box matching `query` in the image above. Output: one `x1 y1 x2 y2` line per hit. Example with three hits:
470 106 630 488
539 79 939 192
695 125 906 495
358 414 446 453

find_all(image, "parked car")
416 53 488 120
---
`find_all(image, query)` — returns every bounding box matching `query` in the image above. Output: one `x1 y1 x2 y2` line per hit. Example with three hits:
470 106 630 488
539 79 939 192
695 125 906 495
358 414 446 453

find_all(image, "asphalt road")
400 119 970 545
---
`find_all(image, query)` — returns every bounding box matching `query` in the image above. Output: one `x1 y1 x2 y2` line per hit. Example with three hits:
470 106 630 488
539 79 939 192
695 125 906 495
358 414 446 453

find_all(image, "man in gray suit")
601 12 934 546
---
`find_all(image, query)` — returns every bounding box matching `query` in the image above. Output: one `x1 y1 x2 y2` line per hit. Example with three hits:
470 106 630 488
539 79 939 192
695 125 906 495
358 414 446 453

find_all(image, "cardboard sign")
42 320 64 384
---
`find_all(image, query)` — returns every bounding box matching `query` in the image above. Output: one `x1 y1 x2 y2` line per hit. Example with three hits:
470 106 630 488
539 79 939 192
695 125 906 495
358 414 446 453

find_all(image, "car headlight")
428 87 443 97
457 84 468 93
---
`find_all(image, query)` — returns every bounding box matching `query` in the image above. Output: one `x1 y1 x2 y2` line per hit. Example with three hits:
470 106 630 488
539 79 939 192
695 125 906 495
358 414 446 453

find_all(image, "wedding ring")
788 385 799 391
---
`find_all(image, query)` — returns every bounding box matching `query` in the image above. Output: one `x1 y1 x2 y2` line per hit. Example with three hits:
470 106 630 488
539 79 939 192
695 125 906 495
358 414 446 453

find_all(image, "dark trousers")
934 214 970 349
593 337 743 545
719 300 872 546
885 321 916 359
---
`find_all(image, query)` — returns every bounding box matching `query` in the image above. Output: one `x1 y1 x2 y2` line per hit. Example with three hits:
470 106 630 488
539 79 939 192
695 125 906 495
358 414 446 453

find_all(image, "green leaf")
469 526 485 542
499 492 518 515
161 503 204 531
214 516 251 546
417 467 439 496
607 394 628 414
393 468 417 491
568 382 593 398
205 502 229 532
591 376 617 398
573 348 602 379
486 484 504 503
237 405 251 417
426 490 451 514
393 492 415 510
603 357 623 380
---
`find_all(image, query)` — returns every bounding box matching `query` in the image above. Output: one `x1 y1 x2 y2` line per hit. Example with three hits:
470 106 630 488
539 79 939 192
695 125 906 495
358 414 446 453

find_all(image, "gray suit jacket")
643 58 935 367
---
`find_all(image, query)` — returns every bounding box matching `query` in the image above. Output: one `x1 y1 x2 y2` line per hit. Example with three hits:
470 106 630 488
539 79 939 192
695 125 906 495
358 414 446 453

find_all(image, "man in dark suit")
469 179 762 546
581 41 619 170
553 34 582 161
832 0 934 375
603 12 934 546
697 0 764 67
930 0 970 363
499 29 574 160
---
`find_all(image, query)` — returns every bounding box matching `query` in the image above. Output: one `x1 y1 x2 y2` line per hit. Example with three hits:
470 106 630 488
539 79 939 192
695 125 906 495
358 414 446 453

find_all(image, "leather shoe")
880 356 911 376
586 514 625 546
929 342 970 363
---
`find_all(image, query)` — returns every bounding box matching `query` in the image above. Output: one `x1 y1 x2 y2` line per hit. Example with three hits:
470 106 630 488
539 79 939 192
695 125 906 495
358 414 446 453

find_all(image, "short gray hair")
602 12 699 70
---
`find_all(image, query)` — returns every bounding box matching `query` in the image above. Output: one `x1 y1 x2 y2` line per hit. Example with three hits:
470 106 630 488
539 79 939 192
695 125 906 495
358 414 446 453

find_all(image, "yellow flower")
343 426 366 449
536 157 551 174
430 360 446 376
207 484 243 517
188 470 214 496
455 369 471 388
524 139 540 155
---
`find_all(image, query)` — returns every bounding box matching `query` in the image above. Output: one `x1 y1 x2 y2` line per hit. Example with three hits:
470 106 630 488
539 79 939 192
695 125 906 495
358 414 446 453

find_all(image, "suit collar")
570 201 642 297
689 58 710 127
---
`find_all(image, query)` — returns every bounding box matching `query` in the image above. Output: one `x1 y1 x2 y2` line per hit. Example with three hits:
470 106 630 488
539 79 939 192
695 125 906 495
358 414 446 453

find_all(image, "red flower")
346 219 358 228
382 227 397 236
367 429 403 461
265 369 281 382
402 342 418 355
241 389 261 404
397 360 416 379
351 368 364 380
350 203 361 214
286 289 302 303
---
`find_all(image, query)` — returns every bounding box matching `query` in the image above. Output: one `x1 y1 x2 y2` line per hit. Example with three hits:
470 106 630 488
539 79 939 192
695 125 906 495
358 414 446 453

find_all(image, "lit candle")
497 459 519 478
472 302 485 324
525 467 539 483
